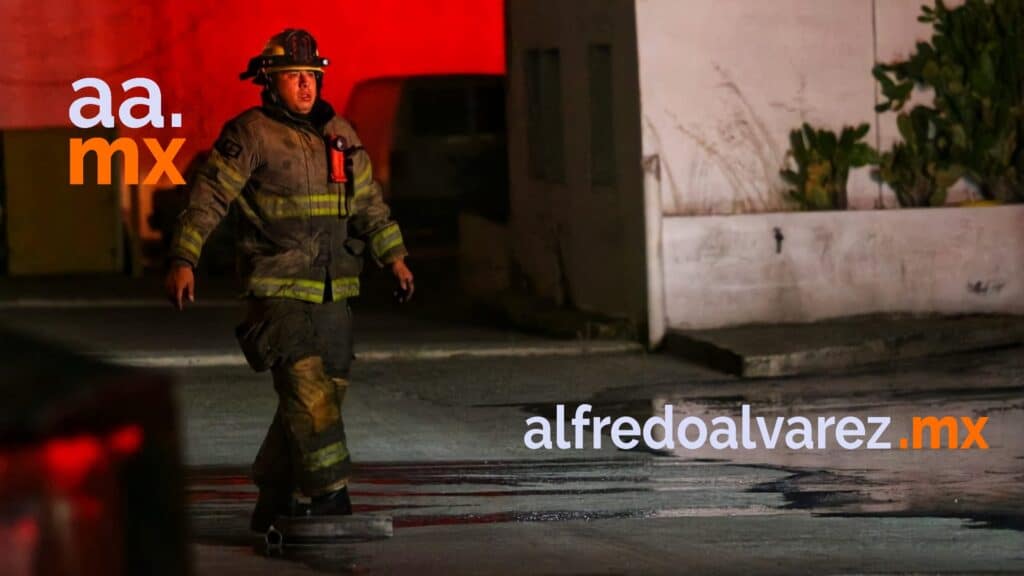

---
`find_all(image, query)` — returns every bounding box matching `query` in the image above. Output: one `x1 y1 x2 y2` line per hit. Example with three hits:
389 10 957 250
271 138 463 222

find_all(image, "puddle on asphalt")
187 458 787 573
504 351 1024 532
188 384 1022 550
187 458 780 533
613 382 1024 531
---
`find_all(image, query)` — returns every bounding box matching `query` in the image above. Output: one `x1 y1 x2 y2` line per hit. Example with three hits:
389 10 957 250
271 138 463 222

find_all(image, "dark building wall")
505 0 647 329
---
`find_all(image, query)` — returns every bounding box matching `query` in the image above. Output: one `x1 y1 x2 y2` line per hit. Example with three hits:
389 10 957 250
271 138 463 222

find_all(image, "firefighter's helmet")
240 29 329 84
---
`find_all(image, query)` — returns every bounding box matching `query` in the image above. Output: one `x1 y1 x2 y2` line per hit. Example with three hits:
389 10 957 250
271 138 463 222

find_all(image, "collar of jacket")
260 93 336 133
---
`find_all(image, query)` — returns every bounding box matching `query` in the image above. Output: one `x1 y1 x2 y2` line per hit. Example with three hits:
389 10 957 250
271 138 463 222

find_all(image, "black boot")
250 486 299 532
309 485 353 516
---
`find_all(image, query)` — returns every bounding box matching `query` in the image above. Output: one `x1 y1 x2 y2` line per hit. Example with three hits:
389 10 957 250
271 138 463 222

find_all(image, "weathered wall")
636 0 1007 337
505 0 647 326
635 0 880 215
633 0 969 216
661 206 1024 329
500 0 998 336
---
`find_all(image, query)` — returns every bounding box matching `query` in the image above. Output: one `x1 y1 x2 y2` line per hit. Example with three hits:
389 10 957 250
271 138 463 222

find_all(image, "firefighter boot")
303 377 354 517
310 483 353 516
250 413 300 532
251 484 301 532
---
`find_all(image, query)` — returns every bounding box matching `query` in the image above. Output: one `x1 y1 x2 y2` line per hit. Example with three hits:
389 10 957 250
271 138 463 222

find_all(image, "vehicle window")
411 86 470 136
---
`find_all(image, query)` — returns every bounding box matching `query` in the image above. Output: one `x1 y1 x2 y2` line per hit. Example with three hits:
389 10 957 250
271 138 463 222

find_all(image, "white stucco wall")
662 206 1024 329
635 0 880 215
635 0 1012 337
634 0 971 216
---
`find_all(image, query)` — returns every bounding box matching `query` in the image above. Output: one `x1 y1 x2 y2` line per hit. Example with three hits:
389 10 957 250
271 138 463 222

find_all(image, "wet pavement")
176 339 1023 574
2 295 1023 574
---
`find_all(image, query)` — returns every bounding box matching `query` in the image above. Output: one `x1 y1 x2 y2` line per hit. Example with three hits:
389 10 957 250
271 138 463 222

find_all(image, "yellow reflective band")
354 164 372 187
182 225 203 247
370 224 404 257
176 226 203 259
302 440 349 472
176 236 201 259
248 277 324 303
292 279 324 290
331 277 360 299
209 156 245 199
354 183 373 199
247 276 361 302
377 235 404 256
235 196 261 222
253 194 285 215
252 277 324 291
271 206 343 219
307 207 342 217
352 164 374 199
308 194 343 203
267 289 319 302
254 193 345 219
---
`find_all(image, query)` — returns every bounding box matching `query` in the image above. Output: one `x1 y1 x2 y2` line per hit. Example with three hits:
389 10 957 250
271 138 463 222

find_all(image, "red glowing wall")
0 0 506 165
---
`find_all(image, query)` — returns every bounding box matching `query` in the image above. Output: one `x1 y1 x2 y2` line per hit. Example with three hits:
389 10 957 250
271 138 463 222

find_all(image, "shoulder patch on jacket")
215 137 242 159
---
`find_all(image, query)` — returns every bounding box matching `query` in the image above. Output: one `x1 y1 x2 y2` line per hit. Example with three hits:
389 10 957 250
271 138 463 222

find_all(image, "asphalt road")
2 298 1022 575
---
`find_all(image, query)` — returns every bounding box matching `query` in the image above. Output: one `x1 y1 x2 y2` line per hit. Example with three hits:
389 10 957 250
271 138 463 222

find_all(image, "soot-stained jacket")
170 98 406 303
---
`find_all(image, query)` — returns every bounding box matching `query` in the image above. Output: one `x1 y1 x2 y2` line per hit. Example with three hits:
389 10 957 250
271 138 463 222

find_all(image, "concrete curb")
0 298 241 309
666 314 1024 378
99 340 644 368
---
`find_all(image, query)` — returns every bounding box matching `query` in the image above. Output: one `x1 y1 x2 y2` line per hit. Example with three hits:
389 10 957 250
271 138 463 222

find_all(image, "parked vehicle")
345 74 509 244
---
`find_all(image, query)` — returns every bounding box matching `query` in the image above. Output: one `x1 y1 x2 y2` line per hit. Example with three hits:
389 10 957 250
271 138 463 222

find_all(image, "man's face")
274 70 317 114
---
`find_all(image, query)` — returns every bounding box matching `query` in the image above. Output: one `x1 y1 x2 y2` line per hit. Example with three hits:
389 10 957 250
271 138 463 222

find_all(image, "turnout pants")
237 296 354 497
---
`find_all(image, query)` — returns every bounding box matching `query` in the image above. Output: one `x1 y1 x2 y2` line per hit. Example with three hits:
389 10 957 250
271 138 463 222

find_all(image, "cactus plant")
874 0 1024 203
781 123 876 210
877 106 966 206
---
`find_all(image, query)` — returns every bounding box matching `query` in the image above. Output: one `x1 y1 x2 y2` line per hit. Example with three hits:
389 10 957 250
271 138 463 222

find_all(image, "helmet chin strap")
262 82 282 105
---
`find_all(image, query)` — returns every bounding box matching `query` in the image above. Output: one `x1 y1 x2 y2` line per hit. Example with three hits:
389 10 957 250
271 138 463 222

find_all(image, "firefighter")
164 29 414 532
